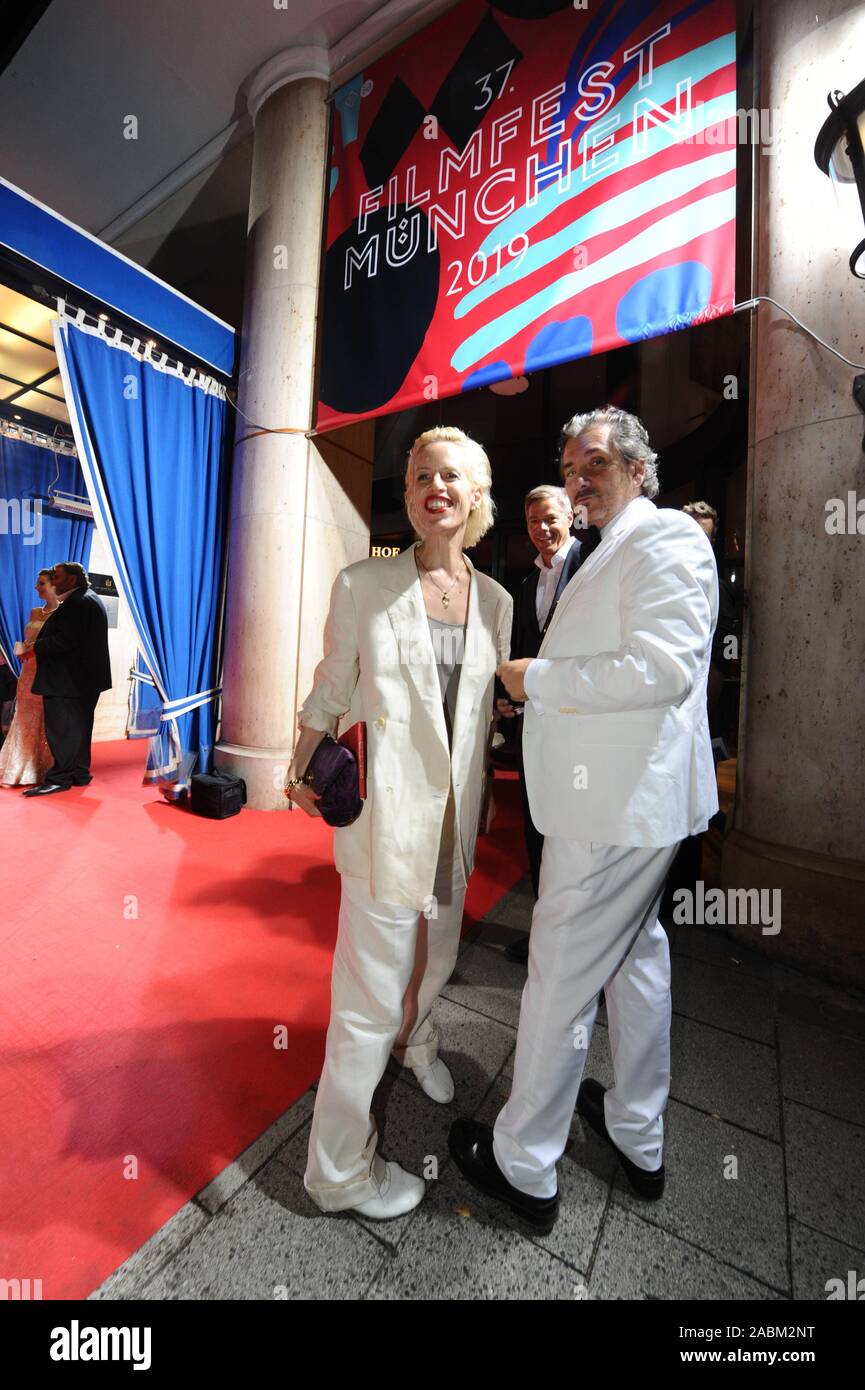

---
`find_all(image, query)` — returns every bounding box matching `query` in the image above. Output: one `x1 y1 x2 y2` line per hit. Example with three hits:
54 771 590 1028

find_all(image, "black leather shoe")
504 935 530 964
577 1078 665 1200
22 783 69 797
448 1118 558 1232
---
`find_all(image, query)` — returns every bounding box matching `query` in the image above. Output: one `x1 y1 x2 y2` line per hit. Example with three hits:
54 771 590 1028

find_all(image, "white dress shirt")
534 534 575 629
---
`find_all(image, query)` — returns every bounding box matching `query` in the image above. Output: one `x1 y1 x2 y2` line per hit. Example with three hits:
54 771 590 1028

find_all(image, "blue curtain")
54 320 229 798
0 434 92 673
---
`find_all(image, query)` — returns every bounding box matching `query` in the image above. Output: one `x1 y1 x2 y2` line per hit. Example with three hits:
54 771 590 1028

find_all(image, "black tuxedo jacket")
510 529 600 661
33 587 112 698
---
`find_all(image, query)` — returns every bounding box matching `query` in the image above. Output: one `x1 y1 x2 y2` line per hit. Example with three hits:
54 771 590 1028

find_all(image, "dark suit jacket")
33 587 112 698
510 529 600 661
712 573 736 670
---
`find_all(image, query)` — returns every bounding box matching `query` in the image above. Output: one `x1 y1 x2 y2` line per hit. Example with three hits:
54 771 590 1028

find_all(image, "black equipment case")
190 769 247 819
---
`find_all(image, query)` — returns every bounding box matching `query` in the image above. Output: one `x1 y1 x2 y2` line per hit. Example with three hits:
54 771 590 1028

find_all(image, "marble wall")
723 0 865 986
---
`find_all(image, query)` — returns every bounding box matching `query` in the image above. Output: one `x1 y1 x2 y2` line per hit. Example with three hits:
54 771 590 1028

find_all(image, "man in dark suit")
682 502 736 738
22 562 111 796
660 501 736 908
497 486 598 961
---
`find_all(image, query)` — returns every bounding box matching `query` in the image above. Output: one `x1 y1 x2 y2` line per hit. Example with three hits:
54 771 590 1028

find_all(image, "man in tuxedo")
23 562 111 796
449 406 718 1231
497 486 598 963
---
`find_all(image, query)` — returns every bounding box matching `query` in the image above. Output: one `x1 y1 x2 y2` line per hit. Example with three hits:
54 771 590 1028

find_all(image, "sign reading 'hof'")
318 0 737 430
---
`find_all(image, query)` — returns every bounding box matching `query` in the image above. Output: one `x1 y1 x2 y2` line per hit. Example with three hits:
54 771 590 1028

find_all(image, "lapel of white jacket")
450 554 496 761
384 544 449 755
539 496 655 652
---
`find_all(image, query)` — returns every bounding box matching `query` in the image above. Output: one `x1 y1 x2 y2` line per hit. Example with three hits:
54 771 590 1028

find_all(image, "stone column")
722 0 865 987
215 52 374 808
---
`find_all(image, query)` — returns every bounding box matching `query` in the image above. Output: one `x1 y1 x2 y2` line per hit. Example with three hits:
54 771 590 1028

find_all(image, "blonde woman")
0 569 59 787
287 426 512 1219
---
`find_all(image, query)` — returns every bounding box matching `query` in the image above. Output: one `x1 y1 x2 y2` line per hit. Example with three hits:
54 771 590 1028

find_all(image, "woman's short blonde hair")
404 426 495 550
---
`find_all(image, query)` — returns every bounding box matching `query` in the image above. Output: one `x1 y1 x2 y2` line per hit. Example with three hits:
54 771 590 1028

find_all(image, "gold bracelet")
284 775 307 800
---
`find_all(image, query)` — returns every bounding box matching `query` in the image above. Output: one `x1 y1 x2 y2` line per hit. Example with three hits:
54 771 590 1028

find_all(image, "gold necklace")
416 547 464 609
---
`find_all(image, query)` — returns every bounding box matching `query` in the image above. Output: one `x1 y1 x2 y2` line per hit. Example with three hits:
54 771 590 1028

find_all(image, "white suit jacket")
523 496 719 848
298 543 513 909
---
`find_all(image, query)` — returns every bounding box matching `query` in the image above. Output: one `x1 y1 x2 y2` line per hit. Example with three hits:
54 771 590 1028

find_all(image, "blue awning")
0 176 235 379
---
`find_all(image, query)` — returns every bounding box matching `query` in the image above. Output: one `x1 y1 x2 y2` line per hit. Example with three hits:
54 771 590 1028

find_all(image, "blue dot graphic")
525 316 593 372
616 263 712 343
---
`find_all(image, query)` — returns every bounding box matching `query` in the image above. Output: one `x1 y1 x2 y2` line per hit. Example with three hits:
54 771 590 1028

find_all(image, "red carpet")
0 741 526 1299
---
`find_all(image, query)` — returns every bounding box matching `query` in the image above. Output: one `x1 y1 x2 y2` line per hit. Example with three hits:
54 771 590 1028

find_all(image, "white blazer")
298 542 513 909
522 496 719 848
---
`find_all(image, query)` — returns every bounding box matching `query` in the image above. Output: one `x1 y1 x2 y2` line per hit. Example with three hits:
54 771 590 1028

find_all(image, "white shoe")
352 1156 425 1220
411 1057 455 1104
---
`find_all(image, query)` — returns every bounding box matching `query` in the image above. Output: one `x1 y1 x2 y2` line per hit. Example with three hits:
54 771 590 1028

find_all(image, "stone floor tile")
672 922 772 981
784 1101 865 1251
590 1204 785 1300
672 955 774 1044
778 1018 865 1127
671 1017 779 1139
773 966 865 1045
613 1099 789 1292
790 1218 865 1300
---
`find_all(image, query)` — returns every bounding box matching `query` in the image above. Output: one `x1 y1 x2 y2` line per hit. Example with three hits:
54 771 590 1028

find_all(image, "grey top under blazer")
299 543 513 910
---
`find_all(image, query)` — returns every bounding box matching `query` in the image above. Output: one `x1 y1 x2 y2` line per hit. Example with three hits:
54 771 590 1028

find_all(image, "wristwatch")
284 775 308 800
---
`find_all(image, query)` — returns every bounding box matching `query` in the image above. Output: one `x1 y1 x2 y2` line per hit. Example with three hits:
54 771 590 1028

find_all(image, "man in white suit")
449 406 718 1232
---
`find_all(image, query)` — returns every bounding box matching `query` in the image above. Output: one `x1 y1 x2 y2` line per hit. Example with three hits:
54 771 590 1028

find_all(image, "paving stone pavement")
91 877 865 1302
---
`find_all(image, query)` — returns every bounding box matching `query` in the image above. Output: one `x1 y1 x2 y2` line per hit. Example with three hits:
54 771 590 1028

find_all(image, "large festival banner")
317 0 737 431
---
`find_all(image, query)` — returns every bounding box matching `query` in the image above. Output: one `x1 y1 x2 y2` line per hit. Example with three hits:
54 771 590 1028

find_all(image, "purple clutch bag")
304 733 364 827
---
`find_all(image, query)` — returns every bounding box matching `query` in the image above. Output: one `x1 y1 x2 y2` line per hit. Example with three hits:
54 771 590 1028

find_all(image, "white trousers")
493 837 680 1200
304 808 466 1212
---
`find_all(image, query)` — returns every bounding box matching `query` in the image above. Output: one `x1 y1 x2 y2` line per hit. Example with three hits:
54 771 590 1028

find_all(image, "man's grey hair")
524 484 572 514
559 405 660 499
